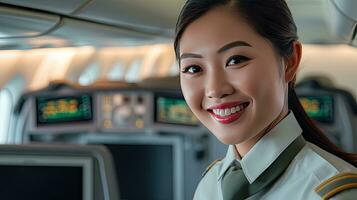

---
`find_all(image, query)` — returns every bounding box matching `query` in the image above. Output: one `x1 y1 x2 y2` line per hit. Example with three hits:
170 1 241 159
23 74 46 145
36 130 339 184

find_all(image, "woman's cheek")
229 67 261 96
181 78 201 111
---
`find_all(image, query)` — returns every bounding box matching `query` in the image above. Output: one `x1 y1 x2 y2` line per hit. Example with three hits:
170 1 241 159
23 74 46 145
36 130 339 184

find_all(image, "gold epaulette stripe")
322 183 357 200
314 172 357 200
315 172 357 192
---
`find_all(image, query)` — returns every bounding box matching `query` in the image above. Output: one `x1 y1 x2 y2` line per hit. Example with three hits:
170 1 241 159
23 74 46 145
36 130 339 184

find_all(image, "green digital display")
299 95 334 123
155 96 199 126
36 95 93 125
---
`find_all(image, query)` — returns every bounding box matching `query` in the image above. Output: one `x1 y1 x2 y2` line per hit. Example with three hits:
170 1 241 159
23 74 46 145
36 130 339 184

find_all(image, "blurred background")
0 0 357 200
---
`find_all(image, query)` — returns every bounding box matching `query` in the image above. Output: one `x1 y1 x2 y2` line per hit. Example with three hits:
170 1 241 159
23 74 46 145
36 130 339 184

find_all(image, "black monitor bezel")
0 155 93 200
83 134 184 200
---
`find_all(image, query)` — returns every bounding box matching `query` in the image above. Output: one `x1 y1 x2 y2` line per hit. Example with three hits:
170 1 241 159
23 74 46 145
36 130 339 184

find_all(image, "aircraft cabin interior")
0 0 357 200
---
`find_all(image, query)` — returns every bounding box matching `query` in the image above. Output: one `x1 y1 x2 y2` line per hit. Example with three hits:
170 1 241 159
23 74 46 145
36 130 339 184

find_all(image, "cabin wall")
298 44 357 98
1 44 357 99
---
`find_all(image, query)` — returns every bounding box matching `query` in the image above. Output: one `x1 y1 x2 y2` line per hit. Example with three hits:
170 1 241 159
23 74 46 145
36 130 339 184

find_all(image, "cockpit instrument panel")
99 92 150 132
154 95 198 126
36 95 93 126
30 89 202 135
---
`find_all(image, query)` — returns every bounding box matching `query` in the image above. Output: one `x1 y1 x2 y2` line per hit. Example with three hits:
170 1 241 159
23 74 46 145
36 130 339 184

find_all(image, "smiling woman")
174 0 357 200
178 6 293 153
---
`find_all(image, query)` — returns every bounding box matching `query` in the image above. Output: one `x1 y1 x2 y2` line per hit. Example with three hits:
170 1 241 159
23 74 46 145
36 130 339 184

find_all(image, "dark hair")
174 0 357 166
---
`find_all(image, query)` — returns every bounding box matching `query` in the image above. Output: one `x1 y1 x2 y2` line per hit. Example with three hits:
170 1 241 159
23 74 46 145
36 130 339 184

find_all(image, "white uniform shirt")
193 112 357 200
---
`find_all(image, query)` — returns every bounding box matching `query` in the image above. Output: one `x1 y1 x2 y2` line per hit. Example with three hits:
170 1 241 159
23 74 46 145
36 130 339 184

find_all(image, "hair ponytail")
288 84 357 167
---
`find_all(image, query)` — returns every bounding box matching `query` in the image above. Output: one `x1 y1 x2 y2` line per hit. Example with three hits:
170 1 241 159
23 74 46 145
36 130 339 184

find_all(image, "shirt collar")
217 112 302 183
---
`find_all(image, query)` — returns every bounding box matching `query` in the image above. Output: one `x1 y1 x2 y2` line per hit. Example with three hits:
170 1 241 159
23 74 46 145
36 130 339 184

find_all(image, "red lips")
207 101 249 124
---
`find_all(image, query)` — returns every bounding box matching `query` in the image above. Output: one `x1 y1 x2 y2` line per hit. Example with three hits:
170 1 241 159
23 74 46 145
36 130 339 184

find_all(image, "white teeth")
225 108 231 116
219 109 225 116
211 103 249 117
236 105 241 112
231 107 236 113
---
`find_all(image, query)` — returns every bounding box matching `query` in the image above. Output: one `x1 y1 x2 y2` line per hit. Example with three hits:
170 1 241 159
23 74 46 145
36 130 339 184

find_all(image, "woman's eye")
226 55 250 66
181 65 202 74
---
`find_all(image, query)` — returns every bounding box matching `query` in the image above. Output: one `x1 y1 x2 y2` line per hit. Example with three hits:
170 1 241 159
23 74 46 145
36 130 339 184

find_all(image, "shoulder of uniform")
202 159 222 177
314 172 357 200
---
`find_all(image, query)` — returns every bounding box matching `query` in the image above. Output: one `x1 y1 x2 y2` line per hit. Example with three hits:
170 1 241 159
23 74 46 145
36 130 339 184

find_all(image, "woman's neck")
235 108 289 158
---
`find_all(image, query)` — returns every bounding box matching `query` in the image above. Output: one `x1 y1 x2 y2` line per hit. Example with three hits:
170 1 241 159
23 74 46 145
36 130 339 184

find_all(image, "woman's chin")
215 133 248 145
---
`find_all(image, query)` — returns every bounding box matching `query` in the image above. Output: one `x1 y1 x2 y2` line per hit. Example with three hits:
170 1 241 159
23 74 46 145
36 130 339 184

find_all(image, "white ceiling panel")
1 0 356 48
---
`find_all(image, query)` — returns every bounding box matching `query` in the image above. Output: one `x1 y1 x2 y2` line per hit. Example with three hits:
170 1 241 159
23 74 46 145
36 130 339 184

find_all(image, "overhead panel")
332 0 357 47
333 0 357 21
0 6 60 39
48 17 156 47
73 0 185 36
328 0 357 44
0 0 89 14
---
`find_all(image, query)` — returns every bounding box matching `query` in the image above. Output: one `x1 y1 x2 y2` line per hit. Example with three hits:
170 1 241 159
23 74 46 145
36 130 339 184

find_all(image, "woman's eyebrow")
180 41 251 60
217 40 252 53
180 53 203 60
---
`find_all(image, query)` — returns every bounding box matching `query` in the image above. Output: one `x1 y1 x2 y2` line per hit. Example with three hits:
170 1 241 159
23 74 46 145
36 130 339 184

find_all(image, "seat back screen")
299 95 334 123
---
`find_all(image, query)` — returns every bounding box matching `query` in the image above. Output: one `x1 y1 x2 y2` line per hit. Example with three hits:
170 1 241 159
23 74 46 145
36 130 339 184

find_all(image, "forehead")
179 6 266 54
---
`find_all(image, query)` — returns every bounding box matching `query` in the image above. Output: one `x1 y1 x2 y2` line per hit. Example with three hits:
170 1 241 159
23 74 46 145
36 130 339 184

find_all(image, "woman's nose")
205 73 234 99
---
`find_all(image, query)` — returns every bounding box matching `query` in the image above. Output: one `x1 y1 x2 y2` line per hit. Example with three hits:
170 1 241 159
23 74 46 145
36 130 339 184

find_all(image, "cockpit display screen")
299 95 334 123
155 95 199 126
36 95 93 126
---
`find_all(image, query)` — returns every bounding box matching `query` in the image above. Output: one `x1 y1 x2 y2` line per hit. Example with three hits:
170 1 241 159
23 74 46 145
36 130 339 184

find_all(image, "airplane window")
107 61 125 81
28 48 75 90
153 55 169 77
169 62 179 76
78 61 101 85
0 89 12 144
125 59 142 83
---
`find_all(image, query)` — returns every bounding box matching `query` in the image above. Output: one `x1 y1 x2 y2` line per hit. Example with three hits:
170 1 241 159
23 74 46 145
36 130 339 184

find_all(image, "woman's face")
179 6 290 148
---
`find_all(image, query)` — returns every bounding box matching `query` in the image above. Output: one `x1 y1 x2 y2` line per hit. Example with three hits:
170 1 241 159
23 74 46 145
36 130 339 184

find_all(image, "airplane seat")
0 144 119 200
295 77 357 152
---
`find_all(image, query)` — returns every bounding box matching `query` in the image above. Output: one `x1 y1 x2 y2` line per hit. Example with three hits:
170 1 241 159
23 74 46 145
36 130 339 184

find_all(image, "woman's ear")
284 41 302 82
